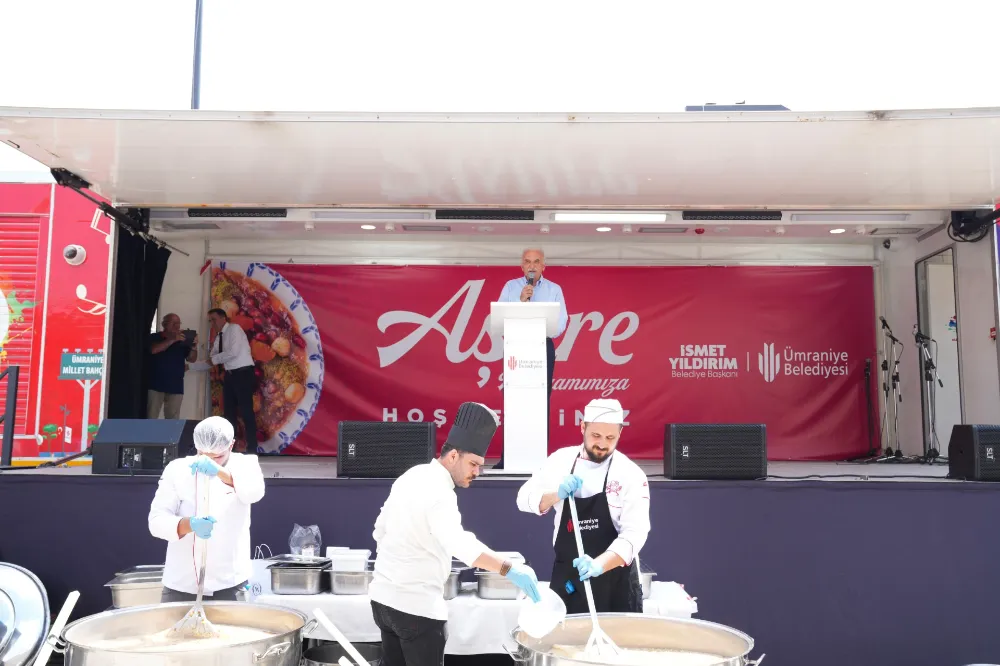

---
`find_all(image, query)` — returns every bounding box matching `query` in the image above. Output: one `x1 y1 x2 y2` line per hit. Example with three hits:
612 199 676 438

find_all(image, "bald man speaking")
495 248 568 469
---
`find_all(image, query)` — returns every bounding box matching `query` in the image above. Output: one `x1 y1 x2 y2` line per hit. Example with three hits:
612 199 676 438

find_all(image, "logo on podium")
508 356 518 371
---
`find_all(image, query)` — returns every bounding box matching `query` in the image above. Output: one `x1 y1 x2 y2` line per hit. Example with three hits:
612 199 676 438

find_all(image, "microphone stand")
863 318 907 464
916 335 946 464
847 358 880 462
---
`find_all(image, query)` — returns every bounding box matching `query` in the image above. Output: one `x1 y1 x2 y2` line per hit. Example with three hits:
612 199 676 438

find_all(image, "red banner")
210 263 877 460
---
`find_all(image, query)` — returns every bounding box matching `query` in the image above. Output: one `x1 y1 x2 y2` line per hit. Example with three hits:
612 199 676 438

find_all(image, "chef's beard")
584 444 613 463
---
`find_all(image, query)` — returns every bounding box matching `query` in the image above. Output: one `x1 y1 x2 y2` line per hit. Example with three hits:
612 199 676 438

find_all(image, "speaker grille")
665 424 767 480
950 424 1000 481
337 421 436 479
91 419 196 475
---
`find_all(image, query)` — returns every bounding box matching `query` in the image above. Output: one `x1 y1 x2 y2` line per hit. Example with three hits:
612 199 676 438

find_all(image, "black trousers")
223 366 258 451
371 601 447 666
497 337 555 468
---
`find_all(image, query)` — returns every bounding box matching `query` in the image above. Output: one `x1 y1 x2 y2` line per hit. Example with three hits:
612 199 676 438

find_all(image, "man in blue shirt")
495 249 568 468
147 313 198 420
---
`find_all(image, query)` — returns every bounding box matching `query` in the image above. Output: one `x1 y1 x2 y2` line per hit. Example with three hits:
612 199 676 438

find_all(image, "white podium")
490 302 560 473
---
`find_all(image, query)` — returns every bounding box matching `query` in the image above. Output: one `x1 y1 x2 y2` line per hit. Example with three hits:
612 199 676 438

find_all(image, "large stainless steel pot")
507 614 764 666
54 602 313 666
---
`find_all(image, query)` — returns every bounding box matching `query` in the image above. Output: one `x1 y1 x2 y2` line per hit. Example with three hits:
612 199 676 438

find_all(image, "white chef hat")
582 399 625 425
193 416 236 454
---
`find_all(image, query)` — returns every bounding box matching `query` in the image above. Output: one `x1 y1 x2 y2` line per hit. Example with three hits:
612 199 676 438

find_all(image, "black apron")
550 455 643 614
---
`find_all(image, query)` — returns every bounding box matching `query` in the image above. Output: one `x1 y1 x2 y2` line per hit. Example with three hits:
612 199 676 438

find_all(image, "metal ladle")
567 496 621 658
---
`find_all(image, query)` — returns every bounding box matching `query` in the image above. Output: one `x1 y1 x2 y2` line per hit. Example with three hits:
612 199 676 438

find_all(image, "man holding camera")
148 313 197 420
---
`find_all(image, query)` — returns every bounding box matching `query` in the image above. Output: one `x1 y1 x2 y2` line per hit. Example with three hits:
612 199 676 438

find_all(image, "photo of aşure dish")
210 267 312 451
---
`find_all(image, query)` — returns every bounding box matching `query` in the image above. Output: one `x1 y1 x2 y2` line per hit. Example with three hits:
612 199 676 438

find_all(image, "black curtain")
107 231 171 419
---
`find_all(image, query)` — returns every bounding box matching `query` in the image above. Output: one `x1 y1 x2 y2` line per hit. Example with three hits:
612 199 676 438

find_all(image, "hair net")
193 416 235 454
583 399 625 425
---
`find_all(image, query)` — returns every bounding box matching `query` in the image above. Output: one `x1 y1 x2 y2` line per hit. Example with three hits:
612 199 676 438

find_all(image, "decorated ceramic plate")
210 261 324 453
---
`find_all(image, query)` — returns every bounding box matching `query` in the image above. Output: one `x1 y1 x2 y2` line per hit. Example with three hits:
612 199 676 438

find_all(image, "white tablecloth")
255 581 697 655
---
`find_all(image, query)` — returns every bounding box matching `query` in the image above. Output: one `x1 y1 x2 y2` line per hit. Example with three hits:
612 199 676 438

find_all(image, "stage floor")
5 456 953 481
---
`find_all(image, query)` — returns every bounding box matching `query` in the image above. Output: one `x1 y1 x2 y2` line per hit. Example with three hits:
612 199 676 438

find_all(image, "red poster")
210 263 877 460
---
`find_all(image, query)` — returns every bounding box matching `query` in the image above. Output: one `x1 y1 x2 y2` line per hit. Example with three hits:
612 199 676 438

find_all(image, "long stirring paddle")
169 469 221 639
567 496 621 658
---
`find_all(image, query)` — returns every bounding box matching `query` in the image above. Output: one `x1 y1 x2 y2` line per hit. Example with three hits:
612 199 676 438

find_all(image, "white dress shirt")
516 445 650 565
498 276 568 338
369 459 488 621
148 453 266 594
209 322 254 371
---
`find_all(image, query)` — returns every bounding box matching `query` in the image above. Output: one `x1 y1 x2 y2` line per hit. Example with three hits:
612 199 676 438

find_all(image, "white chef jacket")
369 459 488 621
148 453 265 594
209 322 254 371
516 445 650 565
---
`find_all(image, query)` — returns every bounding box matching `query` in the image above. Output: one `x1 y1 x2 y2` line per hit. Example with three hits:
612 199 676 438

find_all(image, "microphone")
526 271 537 286
912 325 932 343
879 316 889 330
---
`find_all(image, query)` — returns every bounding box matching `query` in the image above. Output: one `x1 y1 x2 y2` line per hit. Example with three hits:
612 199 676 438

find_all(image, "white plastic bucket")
517 587 567 639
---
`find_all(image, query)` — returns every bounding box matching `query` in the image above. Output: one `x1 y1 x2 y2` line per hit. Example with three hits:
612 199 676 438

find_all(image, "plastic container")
517 587 566 639
329 549 371 572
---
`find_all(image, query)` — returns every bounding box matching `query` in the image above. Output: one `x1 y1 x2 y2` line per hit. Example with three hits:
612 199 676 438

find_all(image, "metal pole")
1 366 20 467
191 0 204 110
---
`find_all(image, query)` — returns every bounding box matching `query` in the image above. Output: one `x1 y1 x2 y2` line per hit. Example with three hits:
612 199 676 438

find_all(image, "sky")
0 0 995 175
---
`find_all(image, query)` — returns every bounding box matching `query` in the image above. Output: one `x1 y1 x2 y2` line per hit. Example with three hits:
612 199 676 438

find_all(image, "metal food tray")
266 554 332 568
104 574 164 608
475 571 519 600
114 564 165 577
269 566 326 595
330 571 374 595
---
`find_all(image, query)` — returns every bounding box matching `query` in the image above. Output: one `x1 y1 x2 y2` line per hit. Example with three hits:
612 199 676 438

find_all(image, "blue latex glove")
189 516 217 539
557 474 584 500
190 457 222 477
573 555 604 581
505 563 541 603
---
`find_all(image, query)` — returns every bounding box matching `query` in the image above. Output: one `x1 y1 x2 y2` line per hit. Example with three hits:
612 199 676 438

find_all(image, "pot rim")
510 612 754 658
60 601 309 653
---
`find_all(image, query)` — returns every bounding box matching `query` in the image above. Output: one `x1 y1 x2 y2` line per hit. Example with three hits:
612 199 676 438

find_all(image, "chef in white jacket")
516 398 650 614
148 415 265 602
369 402 541 666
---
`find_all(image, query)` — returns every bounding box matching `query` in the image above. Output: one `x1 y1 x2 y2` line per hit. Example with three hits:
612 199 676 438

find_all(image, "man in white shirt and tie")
516 398 650 615
208 308 258 451
495 248 568 468
369 402 542 666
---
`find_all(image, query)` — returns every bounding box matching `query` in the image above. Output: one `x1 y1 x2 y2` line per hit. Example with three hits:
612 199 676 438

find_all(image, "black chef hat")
444 402 500 457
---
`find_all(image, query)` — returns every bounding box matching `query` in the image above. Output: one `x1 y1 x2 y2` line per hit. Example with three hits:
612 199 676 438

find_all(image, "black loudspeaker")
948 425 1000 481
337 421 437 479
664 423 767 480
92 419 197 476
